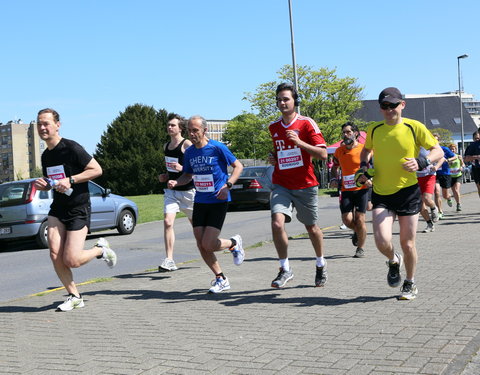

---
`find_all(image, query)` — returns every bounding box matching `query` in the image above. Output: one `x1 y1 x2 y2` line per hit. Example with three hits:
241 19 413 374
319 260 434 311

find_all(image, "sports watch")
69 176 75 185
226 181 233 189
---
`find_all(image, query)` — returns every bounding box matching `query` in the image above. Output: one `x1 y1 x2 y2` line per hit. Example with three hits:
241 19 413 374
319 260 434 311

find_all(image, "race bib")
46 165 66 180
165 156 179 173
343 174 356 189
193 174 215 192
277 148 304 170
450 167 461 175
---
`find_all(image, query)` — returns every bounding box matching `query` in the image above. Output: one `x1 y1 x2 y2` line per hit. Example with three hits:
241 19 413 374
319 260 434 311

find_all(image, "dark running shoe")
398 280 418 300
315 262 328 287
271 268 294 288
386 252 403 288
351 232 358 247
354 247 365 258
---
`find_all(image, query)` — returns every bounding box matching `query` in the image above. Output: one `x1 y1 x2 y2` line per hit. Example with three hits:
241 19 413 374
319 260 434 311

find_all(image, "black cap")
378 87 403 103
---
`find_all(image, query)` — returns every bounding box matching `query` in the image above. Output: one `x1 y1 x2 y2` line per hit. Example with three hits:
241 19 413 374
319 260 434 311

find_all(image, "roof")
354 96 477 134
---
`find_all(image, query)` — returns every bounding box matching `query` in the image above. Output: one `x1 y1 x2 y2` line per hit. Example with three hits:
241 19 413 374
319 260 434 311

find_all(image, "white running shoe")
159 258 178 272
96 238 117 268
230 234 244 266
430 207 439 223
57 294 84 311
422 223 435 233
208 277 230 293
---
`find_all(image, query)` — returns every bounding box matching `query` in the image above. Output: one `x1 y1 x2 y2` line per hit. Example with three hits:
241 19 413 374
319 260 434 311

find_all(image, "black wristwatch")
69 176 75 185
226 181 233 189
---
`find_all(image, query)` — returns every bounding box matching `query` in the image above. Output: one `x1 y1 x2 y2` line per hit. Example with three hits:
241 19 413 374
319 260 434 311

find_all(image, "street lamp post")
288 0 300 114
457 54 468 154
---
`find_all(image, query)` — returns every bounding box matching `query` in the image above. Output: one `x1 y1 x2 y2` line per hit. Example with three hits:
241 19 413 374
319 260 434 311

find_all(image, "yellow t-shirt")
365 118 437 195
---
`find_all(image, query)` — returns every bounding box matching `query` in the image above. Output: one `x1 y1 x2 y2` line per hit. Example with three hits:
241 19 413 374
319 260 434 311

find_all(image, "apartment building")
0 120 46 183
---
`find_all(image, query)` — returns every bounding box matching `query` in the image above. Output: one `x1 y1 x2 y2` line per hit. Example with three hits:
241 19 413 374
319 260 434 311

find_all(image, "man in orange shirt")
331 122 370 258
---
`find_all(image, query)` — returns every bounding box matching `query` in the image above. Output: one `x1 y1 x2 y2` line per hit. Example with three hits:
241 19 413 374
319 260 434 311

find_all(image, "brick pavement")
1 191 479 374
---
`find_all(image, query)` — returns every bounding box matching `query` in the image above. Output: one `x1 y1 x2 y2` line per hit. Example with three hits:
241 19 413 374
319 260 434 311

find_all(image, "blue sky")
1 0 478 154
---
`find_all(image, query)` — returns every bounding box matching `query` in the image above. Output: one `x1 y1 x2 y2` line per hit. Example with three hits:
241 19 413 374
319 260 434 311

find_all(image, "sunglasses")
380 102 401 110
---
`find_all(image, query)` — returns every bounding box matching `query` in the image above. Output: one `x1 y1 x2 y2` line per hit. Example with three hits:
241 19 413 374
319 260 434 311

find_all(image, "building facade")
206 119 229 142
0 120 45 183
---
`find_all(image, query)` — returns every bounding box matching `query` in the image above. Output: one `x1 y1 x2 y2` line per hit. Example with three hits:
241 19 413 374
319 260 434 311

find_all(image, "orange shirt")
333 143 367 192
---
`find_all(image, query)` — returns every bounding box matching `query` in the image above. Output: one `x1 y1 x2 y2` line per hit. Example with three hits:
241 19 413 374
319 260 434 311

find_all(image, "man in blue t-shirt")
432 133 457 218
168 115 245 293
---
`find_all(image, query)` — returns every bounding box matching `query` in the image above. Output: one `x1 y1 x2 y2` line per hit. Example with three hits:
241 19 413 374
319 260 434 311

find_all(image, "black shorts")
192 202 228 230
49 204 91 231
451 176 462 185
472 168 480 184
436 174 452 189
340 189 369 214
372 184 421 216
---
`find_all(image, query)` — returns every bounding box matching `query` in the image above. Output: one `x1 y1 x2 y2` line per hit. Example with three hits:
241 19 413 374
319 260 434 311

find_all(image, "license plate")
0 227 11 235
232 185 243 190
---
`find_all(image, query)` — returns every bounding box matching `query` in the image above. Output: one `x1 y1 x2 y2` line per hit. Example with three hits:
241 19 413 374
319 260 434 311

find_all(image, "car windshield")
0 182 30 207
241 168 267 178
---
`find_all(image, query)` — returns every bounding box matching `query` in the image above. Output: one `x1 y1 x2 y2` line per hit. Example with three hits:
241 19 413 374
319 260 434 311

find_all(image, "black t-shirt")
42 138 92 210
464 140 480 168
164 139 194 191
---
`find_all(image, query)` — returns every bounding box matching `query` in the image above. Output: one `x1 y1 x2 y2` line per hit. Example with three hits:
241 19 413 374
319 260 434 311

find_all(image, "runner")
331 122 370 258
432 133 457 217
167 115 244 293
358 87 443 300
158 113 195 272
464 131 480 199
268 83 328 288
447 143 464 212
416 147 440 233
33 108 117 311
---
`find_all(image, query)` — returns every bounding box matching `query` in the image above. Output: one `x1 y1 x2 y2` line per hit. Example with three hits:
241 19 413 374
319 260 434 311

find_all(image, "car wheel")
117 209 136 235
35 221 49 248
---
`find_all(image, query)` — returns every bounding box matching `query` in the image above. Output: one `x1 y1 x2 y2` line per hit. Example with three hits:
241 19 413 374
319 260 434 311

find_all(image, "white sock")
316 256 325 267
279 258 290 271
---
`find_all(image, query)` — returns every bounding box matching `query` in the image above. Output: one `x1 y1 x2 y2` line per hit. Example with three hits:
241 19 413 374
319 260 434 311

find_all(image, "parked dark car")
229 166 274 209
0 178 139 248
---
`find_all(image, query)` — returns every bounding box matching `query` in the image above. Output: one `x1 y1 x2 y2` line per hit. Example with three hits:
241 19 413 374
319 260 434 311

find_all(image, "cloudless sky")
1 0 478 153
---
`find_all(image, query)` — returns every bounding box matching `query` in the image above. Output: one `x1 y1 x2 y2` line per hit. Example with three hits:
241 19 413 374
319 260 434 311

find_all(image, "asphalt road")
0 196 341 303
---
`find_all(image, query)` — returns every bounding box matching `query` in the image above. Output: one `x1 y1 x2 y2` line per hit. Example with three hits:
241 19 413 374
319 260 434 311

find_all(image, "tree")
93 104 169 195
430 128 453 146
243 65 364 145
222 113 272 161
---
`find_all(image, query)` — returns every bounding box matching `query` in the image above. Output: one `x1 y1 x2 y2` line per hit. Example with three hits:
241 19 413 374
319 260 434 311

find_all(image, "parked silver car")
0 178 139 248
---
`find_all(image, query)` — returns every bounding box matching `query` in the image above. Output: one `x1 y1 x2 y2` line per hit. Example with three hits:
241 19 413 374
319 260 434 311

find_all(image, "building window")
430 119 440 125
453 117 461 125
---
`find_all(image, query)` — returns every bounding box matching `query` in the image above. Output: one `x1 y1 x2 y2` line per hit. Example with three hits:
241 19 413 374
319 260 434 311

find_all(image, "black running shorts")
372 184 421 216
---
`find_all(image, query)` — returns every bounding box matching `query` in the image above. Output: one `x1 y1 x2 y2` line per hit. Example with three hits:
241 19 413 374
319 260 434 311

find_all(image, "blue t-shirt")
183 139 237 203
437 146 455 176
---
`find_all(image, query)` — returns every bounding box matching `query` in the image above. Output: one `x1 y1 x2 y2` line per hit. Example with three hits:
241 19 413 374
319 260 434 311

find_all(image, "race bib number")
277 148 304 170
165 156 179 173
46 165 66 180
193 174 215 192
450 167 460 175
343 174 356 189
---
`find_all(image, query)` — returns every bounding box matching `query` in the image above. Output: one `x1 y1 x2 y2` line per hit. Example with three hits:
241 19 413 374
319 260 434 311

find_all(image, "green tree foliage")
222 113 272 161
93 104 168 195
243 65 364 145
430 128 453 146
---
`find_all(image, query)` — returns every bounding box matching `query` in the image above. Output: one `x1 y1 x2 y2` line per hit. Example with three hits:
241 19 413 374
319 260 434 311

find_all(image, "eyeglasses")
380 102 401 110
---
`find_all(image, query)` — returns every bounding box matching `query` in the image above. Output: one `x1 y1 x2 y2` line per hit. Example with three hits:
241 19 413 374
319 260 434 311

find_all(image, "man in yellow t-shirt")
358 87 443 301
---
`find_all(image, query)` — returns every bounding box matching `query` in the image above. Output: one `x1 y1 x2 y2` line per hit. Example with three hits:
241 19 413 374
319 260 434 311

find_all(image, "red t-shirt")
269 114 326 190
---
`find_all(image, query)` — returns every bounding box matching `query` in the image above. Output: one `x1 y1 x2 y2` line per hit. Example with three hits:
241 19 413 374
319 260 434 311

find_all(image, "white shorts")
163 188 195 219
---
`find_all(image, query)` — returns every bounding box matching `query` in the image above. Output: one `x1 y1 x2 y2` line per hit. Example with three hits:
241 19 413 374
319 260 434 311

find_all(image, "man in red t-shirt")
331 122 370 258
268 83 328 288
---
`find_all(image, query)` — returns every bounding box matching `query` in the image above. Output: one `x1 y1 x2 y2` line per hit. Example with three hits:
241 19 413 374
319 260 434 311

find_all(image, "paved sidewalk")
1 191 479 374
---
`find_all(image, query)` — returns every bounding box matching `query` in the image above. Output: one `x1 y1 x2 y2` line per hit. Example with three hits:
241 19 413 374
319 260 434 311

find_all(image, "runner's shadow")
0 303 58 313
